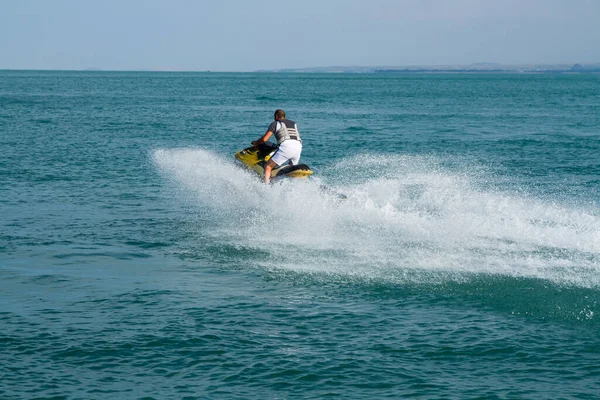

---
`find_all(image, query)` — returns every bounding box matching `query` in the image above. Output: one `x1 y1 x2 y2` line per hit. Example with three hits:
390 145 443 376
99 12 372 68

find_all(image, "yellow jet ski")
235 142 313 181
235 142 347 199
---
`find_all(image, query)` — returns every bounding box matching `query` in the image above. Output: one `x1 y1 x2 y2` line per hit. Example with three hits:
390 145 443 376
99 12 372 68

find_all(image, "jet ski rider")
252 109 303 184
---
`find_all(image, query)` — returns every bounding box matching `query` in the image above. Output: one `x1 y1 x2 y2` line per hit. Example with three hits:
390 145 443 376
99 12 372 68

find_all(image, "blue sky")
1 0 599 71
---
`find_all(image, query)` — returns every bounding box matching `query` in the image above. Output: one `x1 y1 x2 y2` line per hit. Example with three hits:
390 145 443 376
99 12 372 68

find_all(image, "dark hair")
274 109 286 119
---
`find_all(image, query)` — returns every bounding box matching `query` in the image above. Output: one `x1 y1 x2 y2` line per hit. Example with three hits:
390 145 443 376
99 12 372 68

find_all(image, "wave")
153 148 600 289
255 95 277 101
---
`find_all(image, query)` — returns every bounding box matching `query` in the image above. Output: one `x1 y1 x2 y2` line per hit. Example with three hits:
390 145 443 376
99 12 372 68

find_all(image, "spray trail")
154 148 600 288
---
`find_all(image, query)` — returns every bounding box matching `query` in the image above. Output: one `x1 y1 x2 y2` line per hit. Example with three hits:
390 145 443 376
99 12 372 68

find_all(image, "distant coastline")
258 63 600 74
2 63 600 74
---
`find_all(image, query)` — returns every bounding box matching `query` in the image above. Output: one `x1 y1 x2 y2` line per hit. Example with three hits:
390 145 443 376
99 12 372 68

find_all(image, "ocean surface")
1 70 599 399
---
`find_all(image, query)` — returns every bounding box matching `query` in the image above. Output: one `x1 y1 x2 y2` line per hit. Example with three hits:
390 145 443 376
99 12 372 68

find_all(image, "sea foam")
154 148 600 288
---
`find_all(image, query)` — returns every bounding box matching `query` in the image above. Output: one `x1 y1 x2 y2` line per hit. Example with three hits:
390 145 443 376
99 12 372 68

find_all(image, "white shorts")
271 140 302 166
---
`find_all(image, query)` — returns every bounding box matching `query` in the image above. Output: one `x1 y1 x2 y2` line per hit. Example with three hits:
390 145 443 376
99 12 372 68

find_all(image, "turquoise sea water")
1 70 599 399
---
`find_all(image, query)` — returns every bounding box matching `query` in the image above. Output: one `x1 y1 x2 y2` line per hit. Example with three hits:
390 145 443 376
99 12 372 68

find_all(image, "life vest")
273 119 301 145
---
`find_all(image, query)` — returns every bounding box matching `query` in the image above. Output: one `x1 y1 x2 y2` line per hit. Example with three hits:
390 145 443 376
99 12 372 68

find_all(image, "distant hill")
259 63 600 73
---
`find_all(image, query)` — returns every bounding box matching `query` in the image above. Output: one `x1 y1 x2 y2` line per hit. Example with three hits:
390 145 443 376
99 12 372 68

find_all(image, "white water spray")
154 148 600 288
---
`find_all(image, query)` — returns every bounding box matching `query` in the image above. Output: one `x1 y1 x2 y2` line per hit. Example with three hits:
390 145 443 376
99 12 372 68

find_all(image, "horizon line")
2 61 600 74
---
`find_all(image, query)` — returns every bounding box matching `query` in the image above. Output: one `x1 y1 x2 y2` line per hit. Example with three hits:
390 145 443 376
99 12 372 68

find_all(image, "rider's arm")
253 130 273 146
